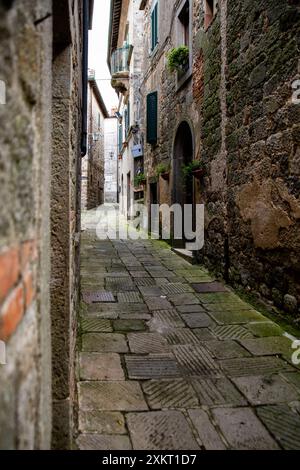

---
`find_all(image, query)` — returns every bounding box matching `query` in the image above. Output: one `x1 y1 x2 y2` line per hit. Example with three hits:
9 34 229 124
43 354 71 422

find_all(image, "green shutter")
151 3 158 51
147 91 158 144
118 123 123 154
154 4 158 46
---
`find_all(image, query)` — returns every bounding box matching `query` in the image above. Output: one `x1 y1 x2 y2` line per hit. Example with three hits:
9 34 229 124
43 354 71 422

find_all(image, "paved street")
76 208 300 450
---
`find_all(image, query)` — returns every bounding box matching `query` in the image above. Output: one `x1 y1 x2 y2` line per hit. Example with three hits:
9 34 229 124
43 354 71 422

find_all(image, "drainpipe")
81 0 89 157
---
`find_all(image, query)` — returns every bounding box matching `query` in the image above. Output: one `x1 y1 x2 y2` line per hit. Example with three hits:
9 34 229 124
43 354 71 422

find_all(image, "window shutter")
147 91 158 144
151 3 158 51
118 123 123 154
154 4 158 46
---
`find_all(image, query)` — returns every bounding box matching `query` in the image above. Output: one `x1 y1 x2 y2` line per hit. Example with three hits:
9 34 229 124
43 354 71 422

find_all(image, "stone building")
137 0 300 320
0 0 94 449
104 112 119 203
82 70 108 210
108 0 145 217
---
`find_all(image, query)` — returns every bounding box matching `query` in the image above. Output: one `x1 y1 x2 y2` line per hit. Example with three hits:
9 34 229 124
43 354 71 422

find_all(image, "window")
151 2 158 52
178 1 190 47
124 102 130 136
118 123 123 154
147 91 158 145
204 0 216 30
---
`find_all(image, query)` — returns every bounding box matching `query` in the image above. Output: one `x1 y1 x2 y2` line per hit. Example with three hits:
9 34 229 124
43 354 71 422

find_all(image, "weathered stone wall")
225 0 300 318
81 83 105 210
140 0 300 321
51 0 83 449
140 0 202 209
0 0 52 449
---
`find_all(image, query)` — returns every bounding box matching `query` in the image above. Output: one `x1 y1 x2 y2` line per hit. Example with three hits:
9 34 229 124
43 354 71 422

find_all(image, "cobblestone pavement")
75 208 300 450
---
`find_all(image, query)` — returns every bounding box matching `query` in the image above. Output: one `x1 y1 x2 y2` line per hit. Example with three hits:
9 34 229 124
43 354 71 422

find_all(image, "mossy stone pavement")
75 211 300 450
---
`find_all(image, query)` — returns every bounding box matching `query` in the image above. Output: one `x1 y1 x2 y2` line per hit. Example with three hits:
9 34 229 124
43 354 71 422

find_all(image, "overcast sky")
89 0 119 113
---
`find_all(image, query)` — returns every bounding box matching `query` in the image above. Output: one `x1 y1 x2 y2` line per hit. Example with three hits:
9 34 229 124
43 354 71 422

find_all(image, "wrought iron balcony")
111 44 133 76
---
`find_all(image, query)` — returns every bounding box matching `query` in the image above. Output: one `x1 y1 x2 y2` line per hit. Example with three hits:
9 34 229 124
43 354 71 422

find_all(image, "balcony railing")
111 45 133 76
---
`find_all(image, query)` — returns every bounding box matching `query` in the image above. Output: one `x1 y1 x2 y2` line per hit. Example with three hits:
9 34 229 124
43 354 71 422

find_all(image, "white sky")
89 0 119 113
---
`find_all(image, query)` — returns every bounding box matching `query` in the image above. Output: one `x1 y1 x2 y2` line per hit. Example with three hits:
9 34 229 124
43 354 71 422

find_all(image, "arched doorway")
172 121 194 247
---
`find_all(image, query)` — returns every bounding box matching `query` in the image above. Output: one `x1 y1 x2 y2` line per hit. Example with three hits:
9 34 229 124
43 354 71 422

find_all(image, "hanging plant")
134 173 146 188
167 46 189 73
156 163 170 181
182 161 205 183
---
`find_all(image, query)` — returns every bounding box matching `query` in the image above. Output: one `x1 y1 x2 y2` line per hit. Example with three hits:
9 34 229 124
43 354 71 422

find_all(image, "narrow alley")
76 207 300 450
1 0 300 455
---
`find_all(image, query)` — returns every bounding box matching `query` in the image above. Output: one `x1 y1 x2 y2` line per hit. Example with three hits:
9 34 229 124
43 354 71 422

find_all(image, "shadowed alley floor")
75 207 300 450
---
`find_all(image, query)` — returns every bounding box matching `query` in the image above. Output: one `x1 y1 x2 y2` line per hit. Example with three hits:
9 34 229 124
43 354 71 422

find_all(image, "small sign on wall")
132 144 143 158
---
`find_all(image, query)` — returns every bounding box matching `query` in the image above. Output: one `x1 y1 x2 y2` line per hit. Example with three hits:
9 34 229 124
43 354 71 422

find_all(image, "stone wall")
81 81 106 210
140 0 202 209
225 0 300 318
140 0 300 321
0 0 52 449
51 0 84 449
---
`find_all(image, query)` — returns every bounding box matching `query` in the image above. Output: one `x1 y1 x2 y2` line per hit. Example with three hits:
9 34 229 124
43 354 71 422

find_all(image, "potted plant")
167 46 189 75
156 163 170 181
182 161 205 183
134 173 146 188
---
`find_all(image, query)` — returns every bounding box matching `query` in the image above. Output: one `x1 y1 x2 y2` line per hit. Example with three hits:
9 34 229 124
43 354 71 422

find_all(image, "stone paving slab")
145 297 173 311
76 434 132 450
79 411 126 434
239 336 293 357
128 333 170 353
176 304 208 313
163 328 201 345
117 292 143 303
208 309 266 325
211 407 280 449
173 345 222 377
232 375 299 405
191 377 247 406
126 411 200 450
168 293 200 306
78 381 148 411
161 283 194 294
138 286 163 297
219 356 294 377
113 319 146 332
142 379 199 409
82 291 115 303
181 312 215 328
79 353 124 381
256 405 300 450
82 333 128 353
150 309 185 329
203 340 250 359
125 355 181 379
211 324 254 340
188 409 226 450
81 318 113 333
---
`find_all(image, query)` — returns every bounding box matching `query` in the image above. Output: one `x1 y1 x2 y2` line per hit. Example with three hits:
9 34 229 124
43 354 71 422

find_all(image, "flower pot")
192 168 205 180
